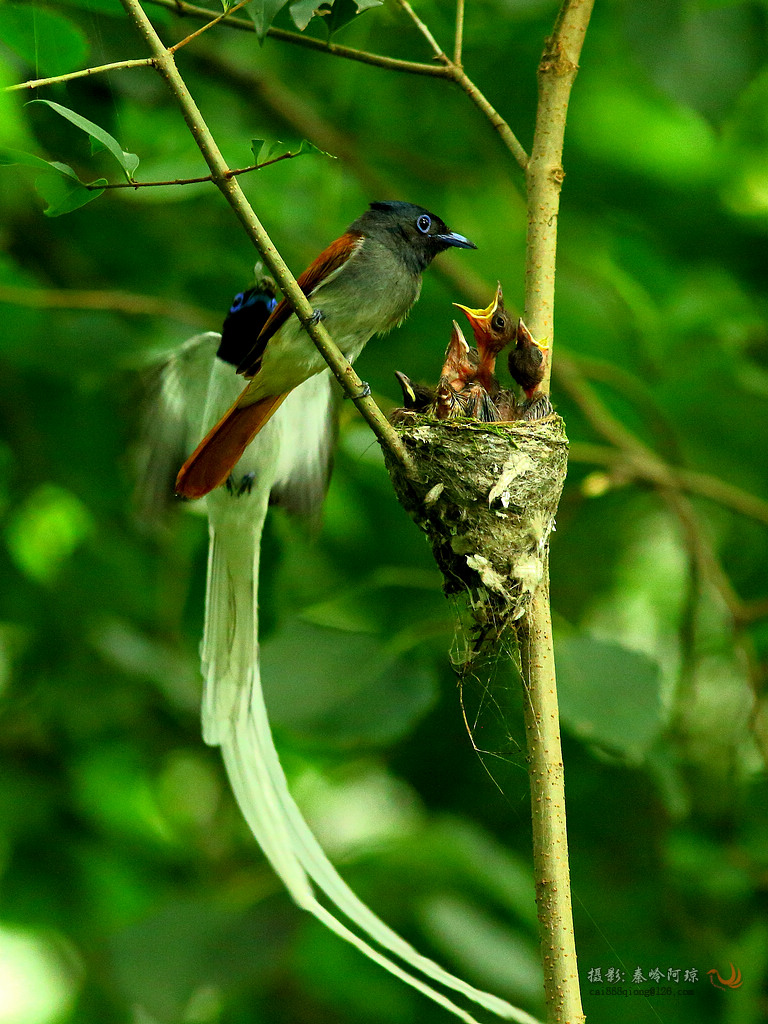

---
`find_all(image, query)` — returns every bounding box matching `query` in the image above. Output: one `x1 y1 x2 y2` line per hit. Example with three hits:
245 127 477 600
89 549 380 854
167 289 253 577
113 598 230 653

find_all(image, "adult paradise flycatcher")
147 219 532 1018
175 201 476 499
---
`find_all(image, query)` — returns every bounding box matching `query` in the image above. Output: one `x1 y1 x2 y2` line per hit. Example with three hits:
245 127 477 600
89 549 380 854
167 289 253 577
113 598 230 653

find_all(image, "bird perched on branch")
176 201 476 499
142 213 523 1022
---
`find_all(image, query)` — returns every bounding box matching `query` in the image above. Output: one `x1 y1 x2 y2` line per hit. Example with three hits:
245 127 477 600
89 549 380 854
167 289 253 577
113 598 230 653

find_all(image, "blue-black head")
349 201 476 274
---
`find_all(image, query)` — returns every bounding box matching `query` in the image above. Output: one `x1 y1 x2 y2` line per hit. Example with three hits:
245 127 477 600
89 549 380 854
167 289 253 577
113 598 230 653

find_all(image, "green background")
1 0 767 1021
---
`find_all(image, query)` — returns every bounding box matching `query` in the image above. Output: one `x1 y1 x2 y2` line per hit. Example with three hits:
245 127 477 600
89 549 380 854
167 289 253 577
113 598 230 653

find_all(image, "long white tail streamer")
151 333 541 1024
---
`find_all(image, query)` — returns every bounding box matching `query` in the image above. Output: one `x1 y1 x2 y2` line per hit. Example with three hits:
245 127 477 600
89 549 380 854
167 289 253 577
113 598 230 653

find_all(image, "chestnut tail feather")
175 393 289 499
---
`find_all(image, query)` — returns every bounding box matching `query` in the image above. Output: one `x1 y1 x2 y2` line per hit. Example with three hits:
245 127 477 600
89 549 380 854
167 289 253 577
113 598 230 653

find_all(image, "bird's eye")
230 292 245 312
416 214 432 234
492 314 506 331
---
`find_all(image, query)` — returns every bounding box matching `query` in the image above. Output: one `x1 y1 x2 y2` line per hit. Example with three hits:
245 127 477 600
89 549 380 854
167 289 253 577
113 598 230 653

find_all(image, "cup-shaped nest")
384 417 568 623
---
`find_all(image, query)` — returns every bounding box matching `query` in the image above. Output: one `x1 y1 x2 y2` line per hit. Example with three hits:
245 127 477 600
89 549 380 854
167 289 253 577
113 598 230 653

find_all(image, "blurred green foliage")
1 0 767 1022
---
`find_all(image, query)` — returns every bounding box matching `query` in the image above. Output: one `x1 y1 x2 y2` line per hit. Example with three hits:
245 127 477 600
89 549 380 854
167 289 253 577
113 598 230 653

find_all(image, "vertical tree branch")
518 568 583 1024
119 0 416 478
521 2 594 1023
454 0 465 66
525 0 594 394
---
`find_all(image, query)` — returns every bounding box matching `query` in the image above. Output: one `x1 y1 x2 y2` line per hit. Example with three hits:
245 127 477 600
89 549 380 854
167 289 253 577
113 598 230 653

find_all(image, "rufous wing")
175 390 289 499
236 231 363 377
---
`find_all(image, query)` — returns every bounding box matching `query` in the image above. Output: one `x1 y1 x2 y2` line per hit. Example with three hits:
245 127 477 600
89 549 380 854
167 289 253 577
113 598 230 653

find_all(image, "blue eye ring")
229 291 246 313
416 214 431 234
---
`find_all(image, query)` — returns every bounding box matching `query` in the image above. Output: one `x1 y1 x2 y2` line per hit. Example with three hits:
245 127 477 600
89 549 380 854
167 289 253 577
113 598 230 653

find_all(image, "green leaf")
326 0 382 35
0 148 105 215
35 170 106 217
250 137 283 163
0 147 59 172
246 0 289 40
0 6 88 77
556 634 665 760
296 138 337 158
288 0 381 34
250 137 336 165
27 100 139 183
289 0 328 31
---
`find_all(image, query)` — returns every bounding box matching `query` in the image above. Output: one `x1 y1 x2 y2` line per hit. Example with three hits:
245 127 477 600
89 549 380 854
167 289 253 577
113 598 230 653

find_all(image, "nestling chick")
390 371 436 423
509 318 553 420
432 321 500 421
454 283 515 393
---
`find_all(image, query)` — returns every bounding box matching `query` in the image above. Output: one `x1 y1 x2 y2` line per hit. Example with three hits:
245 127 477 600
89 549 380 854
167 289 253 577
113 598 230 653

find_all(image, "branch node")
539 37 579 77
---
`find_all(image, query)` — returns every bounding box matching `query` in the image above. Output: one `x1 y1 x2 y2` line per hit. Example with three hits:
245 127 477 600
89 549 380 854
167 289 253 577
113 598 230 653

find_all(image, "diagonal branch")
5 57 153 91
145 0 451 75
394 0 529 169
119 0 416 479
394 0 448 61
568 442 768 531
0 283 217 327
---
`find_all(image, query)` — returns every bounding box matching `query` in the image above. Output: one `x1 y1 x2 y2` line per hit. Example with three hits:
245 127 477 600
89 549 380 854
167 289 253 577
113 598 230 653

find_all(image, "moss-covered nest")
384 415 569 623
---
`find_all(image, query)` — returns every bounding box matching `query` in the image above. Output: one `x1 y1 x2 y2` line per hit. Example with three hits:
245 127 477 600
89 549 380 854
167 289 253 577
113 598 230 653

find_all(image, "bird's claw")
309 308 326 325
344 381 371 400
226 471 256 496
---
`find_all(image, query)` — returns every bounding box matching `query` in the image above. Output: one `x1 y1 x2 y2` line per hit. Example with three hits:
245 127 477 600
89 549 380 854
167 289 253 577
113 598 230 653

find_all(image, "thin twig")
145 0 529 169
449 66 529 170
394 0 449 62
0 283 217 328
85 150 306 189
394 0 528 169
568 442 768 529
168 0 250 52
5 58 153 92
145 0 451 76
119 0 416 480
